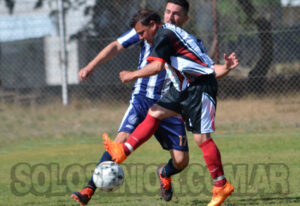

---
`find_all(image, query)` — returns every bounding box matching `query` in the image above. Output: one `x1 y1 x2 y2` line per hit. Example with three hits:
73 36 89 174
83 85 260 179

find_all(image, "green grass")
1 130 299 205
0 97 300 205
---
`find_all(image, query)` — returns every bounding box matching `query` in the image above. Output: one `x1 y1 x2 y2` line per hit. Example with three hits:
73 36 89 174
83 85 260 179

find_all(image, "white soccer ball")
93 161 124 192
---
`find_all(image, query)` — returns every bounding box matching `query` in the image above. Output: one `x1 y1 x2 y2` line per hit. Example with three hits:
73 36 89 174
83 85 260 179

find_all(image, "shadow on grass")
192 196 300 206
13 196 300 206
236 196 300 205
22 196 159 206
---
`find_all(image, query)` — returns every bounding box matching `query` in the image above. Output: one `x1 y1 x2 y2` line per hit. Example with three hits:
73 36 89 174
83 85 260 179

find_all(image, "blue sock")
87 177 97 191
161 158 182 178
87 152 112 190
99 151 112 164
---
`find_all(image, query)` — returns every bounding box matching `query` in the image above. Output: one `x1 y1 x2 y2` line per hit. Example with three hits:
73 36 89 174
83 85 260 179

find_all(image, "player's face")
164 3 189 27
134 21 158 45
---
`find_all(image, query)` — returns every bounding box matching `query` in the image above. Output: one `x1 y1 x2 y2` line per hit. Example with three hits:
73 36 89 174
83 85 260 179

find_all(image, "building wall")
282 7 300 25
44 36 79 85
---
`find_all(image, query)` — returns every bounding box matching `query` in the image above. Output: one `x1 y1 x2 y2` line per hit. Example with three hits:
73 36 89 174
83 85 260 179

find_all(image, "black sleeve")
147 28 176 63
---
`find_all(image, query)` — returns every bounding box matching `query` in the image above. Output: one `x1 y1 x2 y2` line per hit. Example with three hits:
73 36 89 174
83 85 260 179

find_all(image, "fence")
0 0 300 106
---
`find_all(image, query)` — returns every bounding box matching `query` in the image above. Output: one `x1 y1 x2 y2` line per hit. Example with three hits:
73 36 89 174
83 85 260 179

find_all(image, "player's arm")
119 28 173 83
120 60 164 83
214 52 239 79
78 41 125 81
78 28 140 81
120 28 173 83
196 38 238 79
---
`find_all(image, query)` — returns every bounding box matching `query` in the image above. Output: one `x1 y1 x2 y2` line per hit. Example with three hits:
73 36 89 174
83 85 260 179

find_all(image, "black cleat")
157 165 173 201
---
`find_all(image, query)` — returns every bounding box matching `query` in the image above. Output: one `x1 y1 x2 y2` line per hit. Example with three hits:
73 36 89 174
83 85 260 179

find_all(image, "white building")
281 0 300 6
0 0 94 86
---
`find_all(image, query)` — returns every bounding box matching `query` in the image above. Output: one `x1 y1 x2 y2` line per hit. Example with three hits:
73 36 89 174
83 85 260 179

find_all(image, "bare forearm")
134 61 163 78
78 41 125 81
214 64 230 79
214 53 239 79
120 61 164 83
87 40 125 70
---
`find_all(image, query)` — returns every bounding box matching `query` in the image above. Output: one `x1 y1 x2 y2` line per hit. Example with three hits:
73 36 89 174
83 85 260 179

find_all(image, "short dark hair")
167 0 189 15
129 9 161 28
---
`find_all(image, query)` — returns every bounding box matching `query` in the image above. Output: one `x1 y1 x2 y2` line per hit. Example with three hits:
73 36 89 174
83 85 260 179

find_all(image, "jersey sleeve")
146 28 175 64
117 28 140 49
196 38 215 65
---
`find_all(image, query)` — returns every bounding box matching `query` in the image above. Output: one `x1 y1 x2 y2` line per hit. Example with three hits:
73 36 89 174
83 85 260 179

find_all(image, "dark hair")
129 9 161 28
167 0 189 15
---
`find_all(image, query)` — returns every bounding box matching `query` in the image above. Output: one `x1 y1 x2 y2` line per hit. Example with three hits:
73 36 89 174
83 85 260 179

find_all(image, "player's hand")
78 66 94 82
224 52 239 71
120 71 135 83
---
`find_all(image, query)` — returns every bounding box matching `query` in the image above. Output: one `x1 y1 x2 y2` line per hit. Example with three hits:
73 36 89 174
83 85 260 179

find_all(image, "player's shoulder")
160 23 191 40
161 24 176 33
117 28 140 48
156 24 178 39
162 23 186 34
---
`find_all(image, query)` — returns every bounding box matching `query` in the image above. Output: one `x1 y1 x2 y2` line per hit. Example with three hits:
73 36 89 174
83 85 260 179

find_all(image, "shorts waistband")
189 74 216 85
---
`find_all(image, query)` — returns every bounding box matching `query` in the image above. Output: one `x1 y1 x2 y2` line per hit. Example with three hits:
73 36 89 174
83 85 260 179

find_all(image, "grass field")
0 95 300 206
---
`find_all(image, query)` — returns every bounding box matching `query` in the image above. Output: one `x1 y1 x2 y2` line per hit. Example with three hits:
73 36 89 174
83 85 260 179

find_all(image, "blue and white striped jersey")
147 23 215 91
117 29 169 100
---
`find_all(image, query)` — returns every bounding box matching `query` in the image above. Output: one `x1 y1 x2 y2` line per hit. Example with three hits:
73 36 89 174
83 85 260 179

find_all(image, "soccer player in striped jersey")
73 1 238 205
73 1 191 205
103 9 238 206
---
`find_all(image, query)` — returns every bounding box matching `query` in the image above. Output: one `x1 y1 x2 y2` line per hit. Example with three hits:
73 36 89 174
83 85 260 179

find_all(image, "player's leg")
183 76 233 206
155 117 189 171
194 133 227 187
85 132 130 189
154 117 189 201
169 149 189 171
104 86 182 163
103 104 179 163
189 93 228 188
194 133 233 206
156 150 189 201
72 131 130 205
72 97 142 205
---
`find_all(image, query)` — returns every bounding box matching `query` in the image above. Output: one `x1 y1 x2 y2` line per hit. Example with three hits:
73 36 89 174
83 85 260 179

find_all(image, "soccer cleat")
207 181 234 206
157 165 173 201
71 187 94 206
102 133 127 164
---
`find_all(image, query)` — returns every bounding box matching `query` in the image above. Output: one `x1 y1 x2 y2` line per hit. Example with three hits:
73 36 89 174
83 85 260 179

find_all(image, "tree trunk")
237 0 273 93
248 17 273 93
210 0 219 64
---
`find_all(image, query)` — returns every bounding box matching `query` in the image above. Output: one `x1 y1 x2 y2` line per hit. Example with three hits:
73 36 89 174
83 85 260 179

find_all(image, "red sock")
123 114 160 156
199 138 227 187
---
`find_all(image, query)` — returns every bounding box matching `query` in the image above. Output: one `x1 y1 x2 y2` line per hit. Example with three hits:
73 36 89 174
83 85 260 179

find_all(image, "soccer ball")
93 161 124 192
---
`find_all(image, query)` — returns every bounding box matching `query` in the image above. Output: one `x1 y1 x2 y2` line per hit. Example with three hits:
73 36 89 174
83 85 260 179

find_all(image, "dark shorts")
156 74 218 134
119 95 188 151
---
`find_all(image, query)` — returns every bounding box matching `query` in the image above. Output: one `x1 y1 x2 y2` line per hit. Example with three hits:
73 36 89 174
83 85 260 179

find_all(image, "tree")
71 0 138 39
3 0 15 14
3 0 138 39
237 0 274 93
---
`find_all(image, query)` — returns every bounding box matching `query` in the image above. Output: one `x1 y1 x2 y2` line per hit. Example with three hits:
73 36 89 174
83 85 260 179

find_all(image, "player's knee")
148 105 163 118
148 104 176 120
173 154 189 170
194 133 211 145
